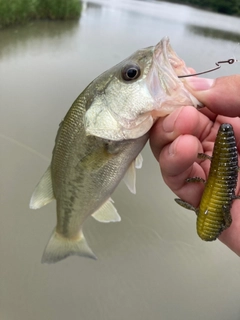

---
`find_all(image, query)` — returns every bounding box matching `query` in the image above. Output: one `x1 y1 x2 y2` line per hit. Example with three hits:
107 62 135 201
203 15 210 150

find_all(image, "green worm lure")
175 123 240 241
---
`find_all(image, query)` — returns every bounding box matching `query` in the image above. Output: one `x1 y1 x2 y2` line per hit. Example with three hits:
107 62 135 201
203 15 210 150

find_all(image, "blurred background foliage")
0 0 239 29
161 0 240 16
0 0 82 28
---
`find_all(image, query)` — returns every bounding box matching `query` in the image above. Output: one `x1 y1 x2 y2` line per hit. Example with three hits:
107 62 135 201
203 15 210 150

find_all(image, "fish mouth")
156 36 190 77
147 36 200 116
154 36 189 77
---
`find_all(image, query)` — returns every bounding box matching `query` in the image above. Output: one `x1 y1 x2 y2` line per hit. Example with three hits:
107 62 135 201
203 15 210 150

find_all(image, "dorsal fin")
30 166 54 209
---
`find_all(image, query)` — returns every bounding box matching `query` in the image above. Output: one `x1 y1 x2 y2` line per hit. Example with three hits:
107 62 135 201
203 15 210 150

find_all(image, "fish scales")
53 95 148 238
175 123 239 241
30 37 201 263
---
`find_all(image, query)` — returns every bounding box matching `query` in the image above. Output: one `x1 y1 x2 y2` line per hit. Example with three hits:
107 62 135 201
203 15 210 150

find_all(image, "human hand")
150 75 240 255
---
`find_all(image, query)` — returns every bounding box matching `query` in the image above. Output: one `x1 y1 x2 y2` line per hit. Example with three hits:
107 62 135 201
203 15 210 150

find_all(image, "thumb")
185 75 240 117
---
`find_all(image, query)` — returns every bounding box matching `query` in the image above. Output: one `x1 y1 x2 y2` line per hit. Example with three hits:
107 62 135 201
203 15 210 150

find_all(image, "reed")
0 0 82 28
37 0 82 20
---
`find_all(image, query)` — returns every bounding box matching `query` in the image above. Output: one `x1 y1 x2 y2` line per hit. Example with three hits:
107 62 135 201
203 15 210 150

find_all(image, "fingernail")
162 107 182 133
185 77 215 91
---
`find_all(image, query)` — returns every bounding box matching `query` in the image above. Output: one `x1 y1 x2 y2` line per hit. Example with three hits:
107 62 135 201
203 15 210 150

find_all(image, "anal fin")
92 198 121 223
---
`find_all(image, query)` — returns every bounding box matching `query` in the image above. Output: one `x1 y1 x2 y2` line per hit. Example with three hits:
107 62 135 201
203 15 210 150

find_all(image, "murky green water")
1 1 240 320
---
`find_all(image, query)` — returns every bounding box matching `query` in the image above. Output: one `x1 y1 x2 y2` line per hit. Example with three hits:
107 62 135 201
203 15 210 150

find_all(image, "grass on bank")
0 0 82 28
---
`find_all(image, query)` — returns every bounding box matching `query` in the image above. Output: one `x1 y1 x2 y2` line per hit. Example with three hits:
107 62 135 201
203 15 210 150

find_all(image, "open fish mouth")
147 36 199 115
155 36 189 77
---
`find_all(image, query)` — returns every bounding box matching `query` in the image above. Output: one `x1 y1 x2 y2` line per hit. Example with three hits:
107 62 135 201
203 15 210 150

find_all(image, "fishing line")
178 58 237 78
0 132 50 162
232 42 240 64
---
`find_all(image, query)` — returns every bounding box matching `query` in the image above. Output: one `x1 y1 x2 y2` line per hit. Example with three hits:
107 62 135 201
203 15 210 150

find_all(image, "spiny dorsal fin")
29 166 54 209
92 198 121 223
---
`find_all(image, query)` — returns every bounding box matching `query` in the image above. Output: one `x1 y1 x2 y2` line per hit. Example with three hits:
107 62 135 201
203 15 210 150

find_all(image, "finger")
150 106 211 160
188 67 196 74
219 201 240 256
160 134 205 207
202 115 240 153
185 75 240 117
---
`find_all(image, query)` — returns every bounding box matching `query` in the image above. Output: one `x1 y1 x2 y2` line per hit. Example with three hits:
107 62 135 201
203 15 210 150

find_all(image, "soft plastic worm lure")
175 123 240 241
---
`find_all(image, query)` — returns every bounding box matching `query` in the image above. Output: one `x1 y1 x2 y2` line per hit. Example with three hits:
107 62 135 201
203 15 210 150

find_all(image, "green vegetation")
0 0 82 28
161 0 240 16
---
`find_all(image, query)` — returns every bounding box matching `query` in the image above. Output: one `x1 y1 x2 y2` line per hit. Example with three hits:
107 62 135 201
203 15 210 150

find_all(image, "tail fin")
41 229 97 264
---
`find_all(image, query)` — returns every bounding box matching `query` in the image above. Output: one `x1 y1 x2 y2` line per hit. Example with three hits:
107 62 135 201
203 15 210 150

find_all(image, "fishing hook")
178 58 235 78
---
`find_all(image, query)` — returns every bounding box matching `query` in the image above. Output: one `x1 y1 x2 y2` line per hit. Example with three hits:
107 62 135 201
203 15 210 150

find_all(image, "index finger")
150 106 211 160
185 75 240 117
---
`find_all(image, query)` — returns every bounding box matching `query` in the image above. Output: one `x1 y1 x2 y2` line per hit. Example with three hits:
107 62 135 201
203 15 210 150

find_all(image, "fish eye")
121 64 141 81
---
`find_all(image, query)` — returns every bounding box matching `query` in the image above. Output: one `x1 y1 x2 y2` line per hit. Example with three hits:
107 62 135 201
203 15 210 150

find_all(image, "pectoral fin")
92 198 121 223
30 166 54 209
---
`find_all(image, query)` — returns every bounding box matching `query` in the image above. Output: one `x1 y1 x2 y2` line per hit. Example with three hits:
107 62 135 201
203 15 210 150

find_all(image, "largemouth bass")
30 37 200 264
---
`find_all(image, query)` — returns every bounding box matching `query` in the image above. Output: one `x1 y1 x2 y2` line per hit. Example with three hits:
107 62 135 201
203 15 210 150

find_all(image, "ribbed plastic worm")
175 123 240 241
